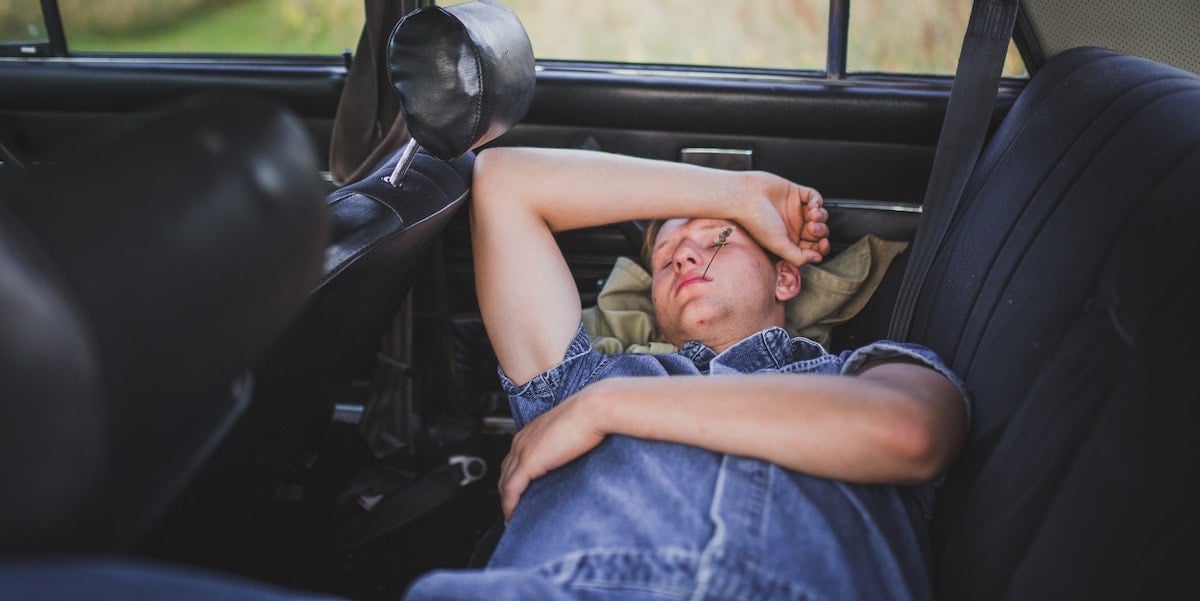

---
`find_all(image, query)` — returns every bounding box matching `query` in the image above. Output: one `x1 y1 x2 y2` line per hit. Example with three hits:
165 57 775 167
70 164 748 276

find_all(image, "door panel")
0 59 345 172
508 70 962 203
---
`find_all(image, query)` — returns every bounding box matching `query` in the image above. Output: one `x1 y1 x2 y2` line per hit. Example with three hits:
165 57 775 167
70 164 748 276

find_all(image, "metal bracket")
449 455 487 486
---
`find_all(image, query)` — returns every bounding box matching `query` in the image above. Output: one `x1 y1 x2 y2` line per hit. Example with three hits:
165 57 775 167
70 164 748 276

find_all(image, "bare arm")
498 360 966 519
471 147 829 384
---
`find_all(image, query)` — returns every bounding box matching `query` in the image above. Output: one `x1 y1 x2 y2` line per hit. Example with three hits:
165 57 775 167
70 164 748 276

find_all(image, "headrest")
386 0 535 160
0 93 328 551
0 204 104 552
6 94 327 406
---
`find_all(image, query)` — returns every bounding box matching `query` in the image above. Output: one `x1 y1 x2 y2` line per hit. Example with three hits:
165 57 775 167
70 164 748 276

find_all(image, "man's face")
648 218 789 349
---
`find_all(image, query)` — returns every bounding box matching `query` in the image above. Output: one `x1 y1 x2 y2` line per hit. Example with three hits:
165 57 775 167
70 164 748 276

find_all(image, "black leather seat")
153 0 535 558
0 93 327 554
912 47 1200 599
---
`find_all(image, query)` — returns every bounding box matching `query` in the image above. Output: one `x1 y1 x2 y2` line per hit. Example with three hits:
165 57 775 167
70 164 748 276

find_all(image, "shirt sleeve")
838 340 972 432
497 323 606 430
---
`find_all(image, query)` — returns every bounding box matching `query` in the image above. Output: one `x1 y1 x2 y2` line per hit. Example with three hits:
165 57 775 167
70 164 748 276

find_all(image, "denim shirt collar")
678 326 829 374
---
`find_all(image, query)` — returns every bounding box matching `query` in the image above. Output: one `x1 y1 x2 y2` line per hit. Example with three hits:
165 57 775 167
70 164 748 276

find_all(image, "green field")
60 0 362 54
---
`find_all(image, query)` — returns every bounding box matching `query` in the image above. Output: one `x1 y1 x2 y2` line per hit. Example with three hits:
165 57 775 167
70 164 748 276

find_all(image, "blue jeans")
407 436 936 600
0 557 344 601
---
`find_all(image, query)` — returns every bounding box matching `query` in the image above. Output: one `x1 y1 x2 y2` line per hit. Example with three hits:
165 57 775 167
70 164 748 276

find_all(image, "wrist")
578 377 630 437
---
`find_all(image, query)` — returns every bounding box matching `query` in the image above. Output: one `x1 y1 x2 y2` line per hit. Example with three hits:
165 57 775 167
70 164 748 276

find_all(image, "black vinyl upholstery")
387 0 535 160
159 147 474 555
0 94 327 553
917 47 1200 599
155 0 534 556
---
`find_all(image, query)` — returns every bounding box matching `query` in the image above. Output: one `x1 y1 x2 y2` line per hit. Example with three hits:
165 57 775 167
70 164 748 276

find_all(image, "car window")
439 0 1025 78
5 0 1026 77
439 0 830 73
0 0 47 50
848 0 1026 77
52 0 363 55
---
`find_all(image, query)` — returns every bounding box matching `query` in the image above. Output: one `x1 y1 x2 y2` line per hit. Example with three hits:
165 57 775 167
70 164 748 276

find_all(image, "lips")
674 273 708 295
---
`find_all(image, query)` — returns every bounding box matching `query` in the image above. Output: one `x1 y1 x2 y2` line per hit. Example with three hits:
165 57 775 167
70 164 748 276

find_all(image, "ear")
774 260 802 302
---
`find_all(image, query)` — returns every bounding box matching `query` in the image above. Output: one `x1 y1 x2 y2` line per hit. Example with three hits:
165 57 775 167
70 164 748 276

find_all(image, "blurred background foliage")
460 0 830 72
0 0 364 54
0 0 48 41
59 0 363 54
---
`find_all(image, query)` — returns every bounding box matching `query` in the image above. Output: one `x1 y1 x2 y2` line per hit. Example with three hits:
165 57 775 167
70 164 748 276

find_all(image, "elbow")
893 430 948 484
887 401 965 484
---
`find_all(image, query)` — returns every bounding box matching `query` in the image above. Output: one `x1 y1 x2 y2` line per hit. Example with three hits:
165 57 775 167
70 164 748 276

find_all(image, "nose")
671 238 705 272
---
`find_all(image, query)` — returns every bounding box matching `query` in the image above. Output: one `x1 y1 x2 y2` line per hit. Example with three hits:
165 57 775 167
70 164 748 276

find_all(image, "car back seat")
911 46 1200 599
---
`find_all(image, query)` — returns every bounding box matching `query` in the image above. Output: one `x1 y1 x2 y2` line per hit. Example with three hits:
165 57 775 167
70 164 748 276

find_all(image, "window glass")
0 0 47 45
848 0 1026 77
57 0 362 55
440 0 828 73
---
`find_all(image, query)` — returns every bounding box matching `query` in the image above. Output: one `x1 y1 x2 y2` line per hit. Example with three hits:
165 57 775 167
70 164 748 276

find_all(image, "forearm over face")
472 147 746 233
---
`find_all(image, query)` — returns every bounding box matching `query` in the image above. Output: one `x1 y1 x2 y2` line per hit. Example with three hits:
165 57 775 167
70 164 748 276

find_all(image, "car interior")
1 0 1198 600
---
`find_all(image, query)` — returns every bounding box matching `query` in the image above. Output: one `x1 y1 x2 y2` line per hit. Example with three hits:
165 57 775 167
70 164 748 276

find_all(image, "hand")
794 189 831 260
736 172 830 267
498 388 607 521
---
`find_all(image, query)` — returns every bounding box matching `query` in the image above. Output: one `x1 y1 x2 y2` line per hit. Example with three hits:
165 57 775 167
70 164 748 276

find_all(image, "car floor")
179 418 510 601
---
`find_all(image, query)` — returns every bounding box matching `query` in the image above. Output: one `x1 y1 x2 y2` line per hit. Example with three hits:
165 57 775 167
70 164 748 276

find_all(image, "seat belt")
887 0 1021 341
336 454 487 551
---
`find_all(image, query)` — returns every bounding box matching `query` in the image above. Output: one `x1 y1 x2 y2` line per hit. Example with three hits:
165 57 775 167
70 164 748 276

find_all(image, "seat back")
153 0 534 558
916 47 1200 599
0 94 327 553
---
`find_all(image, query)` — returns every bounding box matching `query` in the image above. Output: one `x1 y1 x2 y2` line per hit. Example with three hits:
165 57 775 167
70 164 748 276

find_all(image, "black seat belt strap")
887 0 1020 341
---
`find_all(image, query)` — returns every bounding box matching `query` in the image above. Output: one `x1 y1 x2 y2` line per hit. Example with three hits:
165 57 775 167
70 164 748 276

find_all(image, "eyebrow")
651 221 729 257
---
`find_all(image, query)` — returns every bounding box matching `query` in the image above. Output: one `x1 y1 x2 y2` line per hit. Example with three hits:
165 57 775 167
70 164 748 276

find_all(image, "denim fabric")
405 325 970 601
0 558 346 600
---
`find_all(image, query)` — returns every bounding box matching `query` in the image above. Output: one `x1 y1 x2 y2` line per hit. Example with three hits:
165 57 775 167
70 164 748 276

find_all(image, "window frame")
3 0 1033 85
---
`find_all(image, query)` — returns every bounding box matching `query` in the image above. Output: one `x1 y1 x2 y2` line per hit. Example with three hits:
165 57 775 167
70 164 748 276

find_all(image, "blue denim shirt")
405 325 969 601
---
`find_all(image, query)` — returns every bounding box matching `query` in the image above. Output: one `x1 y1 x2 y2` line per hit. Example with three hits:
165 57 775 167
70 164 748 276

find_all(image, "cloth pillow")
582 234 908 353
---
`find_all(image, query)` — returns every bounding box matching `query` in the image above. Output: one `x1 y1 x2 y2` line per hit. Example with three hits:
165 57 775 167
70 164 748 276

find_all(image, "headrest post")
385 137 421 187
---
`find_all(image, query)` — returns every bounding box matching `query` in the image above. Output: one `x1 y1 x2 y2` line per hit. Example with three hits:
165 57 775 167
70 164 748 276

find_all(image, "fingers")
802 219 830 243
498 447 527 521
800 192 831 261
800 196 829 235
499 468 527 522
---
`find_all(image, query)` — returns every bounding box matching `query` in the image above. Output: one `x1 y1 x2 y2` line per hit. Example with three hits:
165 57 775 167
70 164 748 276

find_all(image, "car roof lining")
1022 0 1200 75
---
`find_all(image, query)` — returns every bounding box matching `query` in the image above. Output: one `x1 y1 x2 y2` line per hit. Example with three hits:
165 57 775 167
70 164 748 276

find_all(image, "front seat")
154 0 536 559
0 93 327 554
